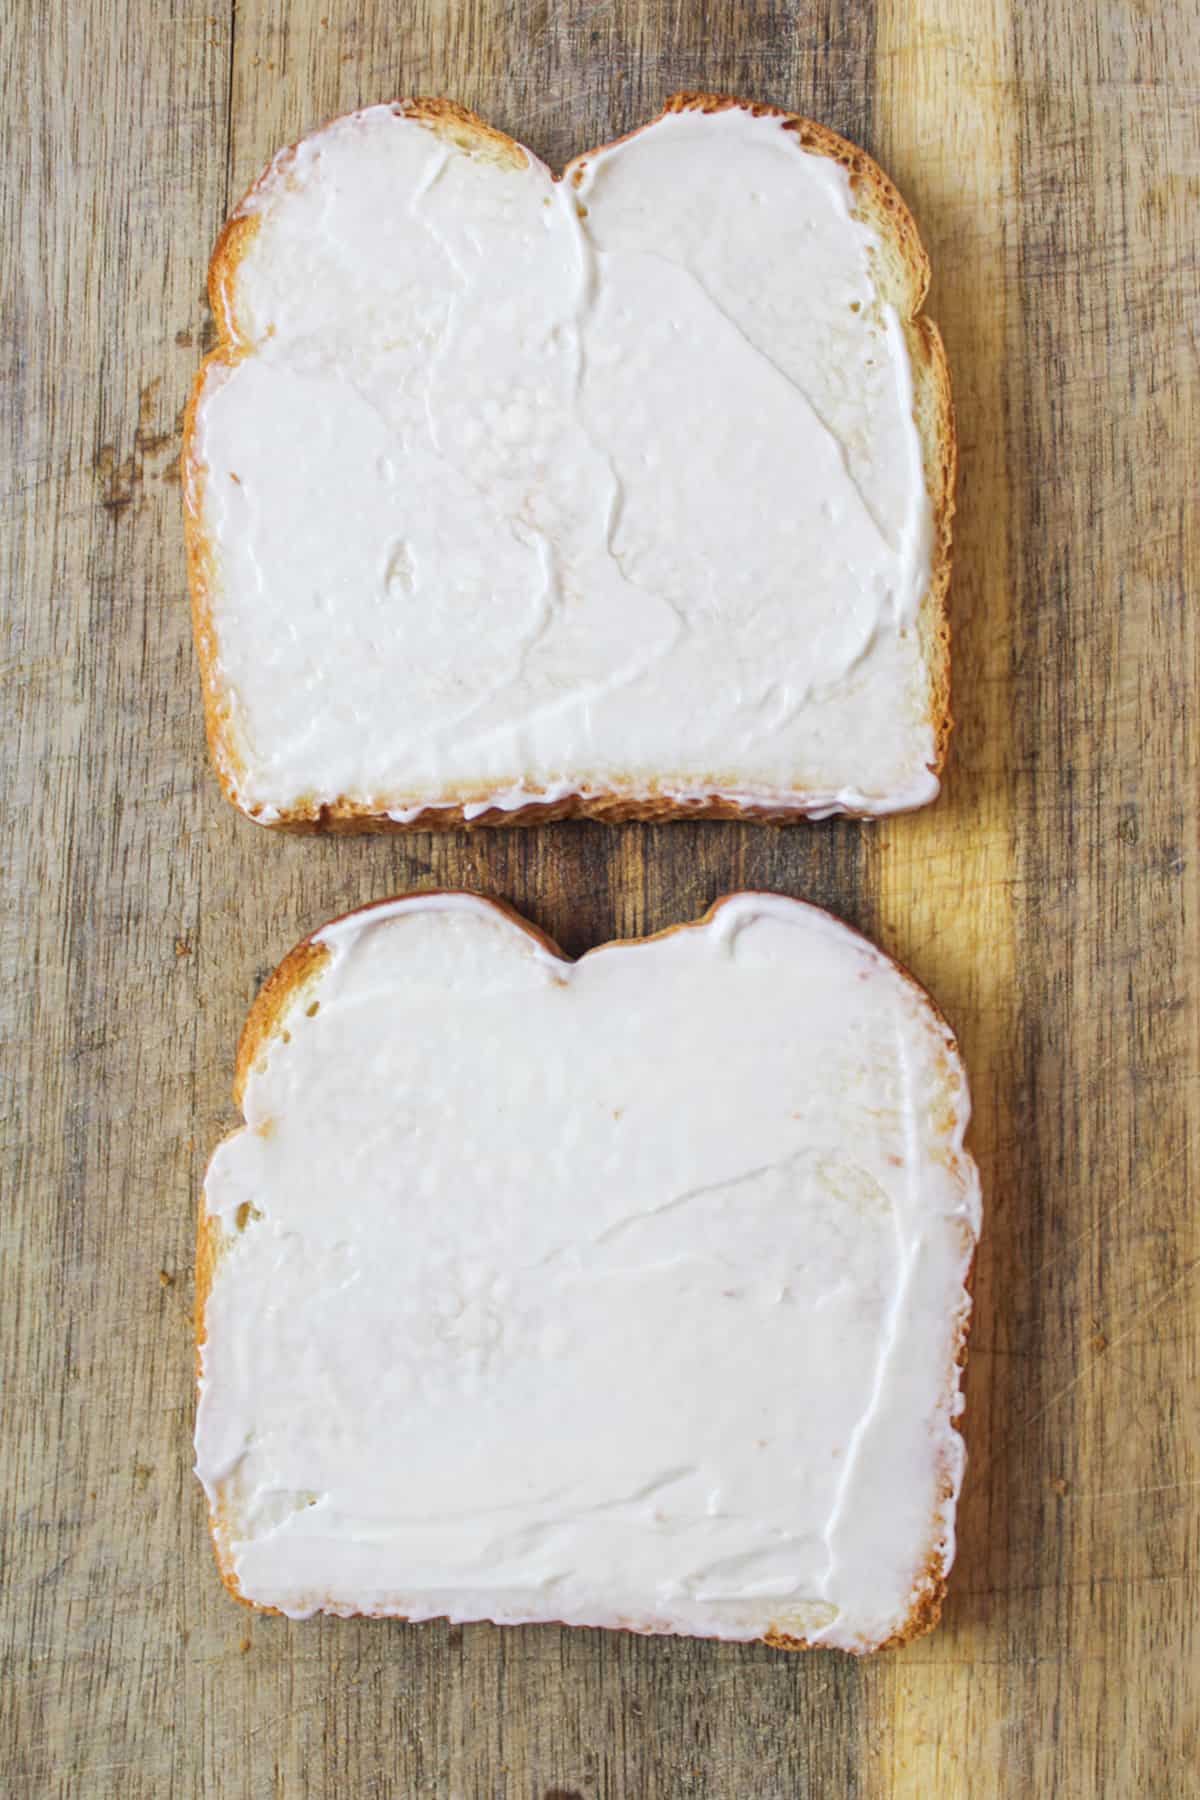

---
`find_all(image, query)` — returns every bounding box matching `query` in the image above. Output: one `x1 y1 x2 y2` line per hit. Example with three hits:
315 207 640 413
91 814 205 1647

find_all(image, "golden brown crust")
196 892 977 1648
256 794 908 833
184 93 955 830
193 1211 265 1613
905 316 956 770
233 939 330 1109
182 355 246 800
400 96 530 169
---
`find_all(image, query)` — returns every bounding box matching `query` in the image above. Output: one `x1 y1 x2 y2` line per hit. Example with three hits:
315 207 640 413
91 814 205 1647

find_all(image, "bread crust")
183 94 956 829
196 892 977 1649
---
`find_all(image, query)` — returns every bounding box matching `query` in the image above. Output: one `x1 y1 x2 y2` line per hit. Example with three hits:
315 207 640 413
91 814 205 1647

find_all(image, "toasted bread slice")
184 95 954 829
195 892 980 1650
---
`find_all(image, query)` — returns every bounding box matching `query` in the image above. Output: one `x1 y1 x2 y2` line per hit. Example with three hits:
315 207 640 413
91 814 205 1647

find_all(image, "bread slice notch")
195 891 980 1651
184 95 955 829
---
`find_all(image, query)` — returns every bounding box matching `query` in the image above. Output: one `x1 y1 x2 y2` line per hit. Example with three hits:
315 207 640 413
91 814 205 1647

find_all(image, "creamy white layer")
190 103 939 820
195 893 979 1649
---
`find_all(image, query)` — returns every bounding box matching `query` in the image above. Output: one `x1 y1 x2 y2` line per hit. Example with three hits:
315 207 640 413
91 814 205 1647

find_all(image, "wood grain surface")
3 1 1197 1794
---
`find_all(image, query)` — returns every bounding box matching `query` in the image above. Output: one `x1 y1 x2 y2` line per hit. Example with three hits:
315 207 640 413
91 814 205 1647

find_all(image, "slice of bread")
184 94 954 829
194 892 980 1651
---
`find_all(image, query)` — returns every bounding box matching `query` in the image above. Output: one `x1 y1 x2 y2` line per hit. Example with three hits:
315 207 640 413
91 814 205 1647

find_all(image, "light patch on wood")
868 2 1021 1794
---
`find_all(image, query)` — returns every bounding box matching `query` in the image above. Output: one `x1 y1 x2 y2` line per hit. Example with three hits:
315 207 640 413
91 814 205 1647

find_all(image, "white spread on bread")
189 102 941 822
195 893 979 1650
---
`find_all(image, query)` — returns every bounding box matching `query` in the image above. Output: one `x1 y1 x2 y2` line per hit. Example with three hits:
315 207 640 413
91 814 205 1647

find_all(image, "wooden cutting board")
4 1 1197 1794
